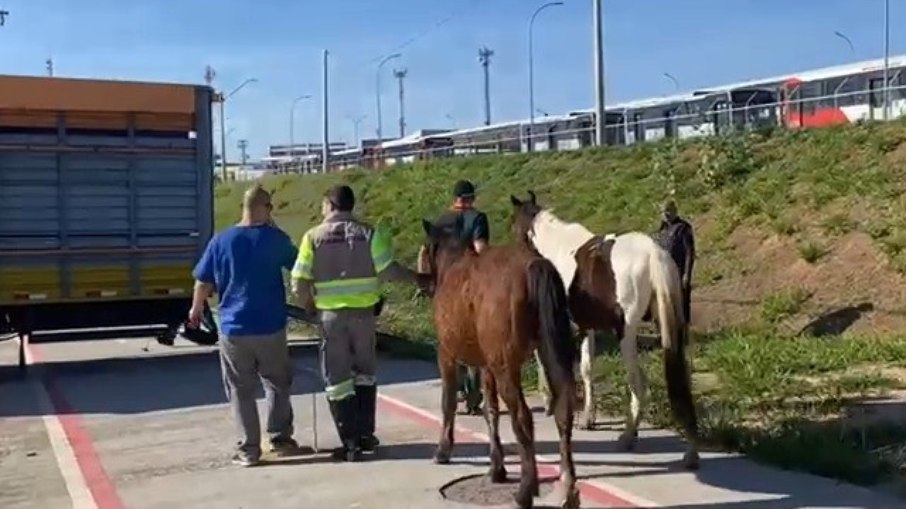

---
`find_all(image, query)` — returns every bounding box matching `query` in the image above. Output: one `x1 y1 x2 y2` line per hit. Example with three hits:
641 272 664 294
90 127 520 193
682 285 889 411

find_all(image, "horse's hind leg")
550 356 580 508
499 369 538 508
534 349 553 416
482 370 507 483
578 329 596 430
434 350 459 464
617 316 647 451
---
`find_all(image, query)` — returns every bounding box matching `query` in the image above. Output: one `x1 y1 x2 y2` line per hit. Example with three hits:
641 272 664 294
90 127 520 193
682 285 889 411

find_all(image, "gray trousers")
318 308 377 401
219 330 294 457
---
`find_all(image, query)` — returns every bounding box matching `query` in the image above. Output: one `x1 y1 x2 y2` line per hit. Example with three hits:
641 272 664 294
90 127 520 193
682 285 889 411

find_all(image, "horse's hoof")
550 482 580 509
510 492 534 509
682 450 700 470
616 432 637 451
433 448 451 465
488 465 508 483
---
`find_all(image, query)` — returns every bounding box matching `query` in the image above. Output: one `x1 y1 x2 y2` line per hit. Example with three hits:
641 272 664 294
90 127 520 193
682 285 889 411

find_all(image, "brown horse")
419 215 579 509
511 191 700 470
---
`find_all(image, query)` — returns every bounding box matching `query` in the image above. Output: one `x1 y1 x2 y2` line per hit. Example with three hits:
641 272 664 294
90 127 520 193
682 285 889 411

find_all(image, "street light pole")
528 2 563 153
322 49 330 174
593 0 606 147
883 0 890 121
218 78 258 181
289 94 312 173
376 53 402 144
833 30 855 55
663 72 680 91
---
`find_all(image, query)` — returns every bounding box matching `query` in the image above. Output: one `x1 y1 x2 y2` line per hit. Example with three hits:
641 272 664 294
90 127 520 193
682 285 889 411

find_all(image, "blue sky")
0 0 903 158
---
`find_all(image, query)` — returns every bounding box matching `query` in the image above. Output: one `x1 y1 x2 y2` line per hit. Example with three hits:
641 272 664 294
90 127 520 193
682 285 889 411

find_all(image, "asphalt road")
1 334 903 509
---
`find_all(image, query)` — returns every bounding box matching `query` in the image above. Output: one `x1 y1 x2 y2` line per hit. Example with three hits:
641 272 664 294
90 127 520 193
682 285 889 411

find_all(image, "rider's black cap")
453 180 476 199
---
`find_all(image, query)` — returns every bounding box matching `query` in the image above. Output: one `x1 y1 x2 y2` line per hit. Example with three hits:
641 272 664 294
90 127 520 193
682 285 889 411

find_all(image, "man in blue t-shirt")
190 183 305 467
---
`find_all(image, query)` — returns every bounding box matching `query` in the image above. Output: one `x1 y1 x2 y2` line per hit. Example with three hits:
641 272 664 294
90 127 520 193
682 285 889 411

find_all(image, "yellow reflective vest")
290 211 393 310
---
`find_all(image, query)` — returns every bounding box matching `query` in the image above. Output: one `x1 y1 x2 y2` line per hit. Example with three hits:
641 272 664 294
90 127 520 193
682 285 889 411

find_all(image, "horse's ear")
527 190 537 205
421 219 434 237
510 195 523 207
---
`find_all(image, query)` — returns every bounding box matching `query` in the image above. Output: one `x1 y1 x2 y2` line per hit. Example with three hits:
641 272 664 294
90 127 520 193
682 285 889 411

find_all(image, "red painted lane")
27 344 126 509
376 394 642 508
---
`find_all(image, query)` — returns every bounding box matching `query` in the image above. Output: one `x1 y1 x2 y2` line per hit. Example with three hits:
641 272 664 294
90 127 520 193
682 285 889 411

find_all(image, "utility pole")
394 68 408 138
0 9 9 26
883 0 890 121
204 65 216 86
204 65 221 175
593 0 606 147
348 115 367 147
237 139 248 180
478 47 494 125
322 49 330 174
46 57 54 77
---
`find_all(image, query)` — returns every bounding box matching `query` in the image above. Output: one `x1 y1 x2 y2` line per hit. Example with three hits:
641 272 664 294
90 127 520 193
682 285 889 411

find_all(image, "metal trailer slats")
0 77 212 327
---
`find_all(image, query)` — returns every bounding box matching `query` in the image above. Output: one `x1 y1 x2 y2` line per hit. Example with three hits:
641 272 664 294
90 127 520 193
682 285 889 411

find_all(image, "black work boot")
355 385 379 453
327 396 361 462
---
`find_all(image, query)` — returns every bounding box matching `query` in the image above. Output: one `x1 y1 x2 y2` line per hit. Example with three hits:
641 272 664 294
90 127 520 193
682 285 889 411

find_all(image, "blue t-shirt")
192 224 298 337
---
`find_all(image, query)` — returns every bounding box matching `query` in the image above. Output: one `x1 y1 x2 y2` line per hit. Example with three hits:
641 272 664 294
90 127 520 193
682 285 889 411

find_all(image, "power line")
363 0 479 66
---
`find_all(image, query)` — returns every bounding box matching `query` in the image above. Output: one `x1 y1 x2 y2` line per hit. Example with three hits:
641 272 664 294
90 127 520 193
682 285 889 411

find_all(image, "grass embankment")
216 120 906 488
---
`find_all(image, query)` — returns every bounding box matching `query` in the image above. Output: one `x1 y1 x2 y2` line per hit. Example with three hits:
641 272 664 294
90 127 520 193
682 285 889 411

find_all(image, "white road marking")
25 345 99 509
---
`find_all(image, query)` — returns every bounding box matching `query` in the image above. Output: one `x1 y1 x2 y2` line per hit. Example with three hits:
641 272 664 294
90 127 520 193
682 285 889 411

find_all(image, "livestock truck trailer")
0 74 219 369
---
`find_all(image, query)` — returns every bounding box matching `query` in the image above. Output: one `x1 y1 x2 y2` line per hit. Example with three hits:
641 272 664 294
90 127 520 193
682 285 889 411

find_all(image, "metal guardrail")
268 84 906 174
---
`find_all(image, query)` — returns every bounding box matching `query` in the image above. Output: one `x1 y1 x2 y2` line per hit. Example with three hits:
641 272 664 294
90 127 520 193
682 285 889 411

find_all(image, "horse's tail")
526 257 576 409
648 243 698 440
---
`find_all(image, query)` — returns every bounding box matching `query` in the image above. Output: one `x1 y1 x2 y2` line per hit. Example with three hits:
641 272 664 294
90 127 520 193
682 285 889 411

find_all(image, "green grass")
215 119 906 489
759 288 811 325
590 331 906 486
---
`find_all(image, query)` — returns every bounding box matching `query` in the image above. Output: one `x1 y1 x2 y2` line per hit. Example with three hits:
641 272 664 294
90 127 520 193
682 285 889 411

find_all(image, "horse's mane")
533 209 595 246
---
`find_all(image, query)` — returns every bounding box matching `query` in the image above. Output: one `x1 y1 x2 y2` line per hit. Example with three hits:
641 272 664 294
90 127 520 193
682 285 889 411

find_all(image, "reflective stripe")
291 231 315 280
371 229 394 272
326 378 355 401
314 277 379 296
315 293 381 310
354 374 376 386
292 260 313 279
313 277 381 310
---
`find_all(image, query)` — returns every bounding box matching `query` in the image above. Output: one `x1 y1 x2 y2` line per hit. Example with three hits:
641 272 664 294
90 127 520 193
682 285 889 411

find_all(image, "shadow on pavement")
0 342 439 418
250 440 899 509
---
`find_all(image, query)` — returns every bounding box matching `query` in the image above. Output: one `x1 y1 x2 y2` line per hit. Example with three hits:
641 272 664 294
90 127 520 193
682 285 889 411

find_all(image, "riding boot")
465 366 483 415
355 385 379 452
327 396 361 462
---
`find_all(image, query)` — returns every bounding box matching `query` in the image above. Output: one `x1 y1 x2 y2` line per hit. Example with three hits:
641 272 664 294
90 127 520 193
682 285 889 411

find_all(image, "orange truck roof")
0 74 205 115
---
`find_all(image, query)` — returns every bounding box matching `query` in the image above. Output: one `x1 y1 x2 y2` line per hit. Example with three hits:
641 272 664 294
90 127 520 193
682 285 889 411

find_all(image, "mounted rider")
433 179 490 415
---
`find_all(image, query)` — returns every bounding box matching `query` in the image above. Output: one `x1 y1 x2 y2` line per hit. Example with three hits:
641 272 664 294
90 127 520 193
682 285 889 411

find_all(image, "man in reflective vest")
291 184 429 461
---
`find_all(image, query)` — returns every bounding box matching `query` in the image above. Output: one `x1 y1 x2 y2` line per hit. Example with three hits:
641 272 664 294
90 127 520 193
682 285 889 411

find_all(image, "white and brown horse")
510 191 700 469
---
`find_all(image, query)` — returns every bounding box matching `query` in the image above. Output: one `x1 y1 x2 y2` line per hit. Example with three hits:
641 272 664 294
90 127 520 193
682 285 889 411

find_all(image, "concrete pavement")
0 334 903 508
